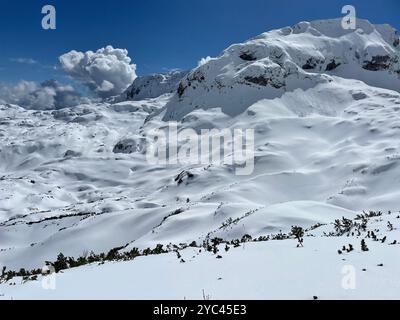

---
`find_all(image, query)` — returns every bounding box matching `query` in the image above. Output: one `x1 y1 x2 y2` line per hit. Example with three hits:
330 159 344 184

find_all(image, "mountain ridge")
161 18 399 121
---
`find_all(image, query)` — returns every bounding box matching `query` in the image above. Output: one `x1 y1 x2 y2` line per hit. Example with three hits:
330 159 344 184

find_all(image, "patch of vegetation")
241 234 253 243
339 244 354 254
334 217 354 236
26 212 95 226
0 244 166 284
271 231 290 241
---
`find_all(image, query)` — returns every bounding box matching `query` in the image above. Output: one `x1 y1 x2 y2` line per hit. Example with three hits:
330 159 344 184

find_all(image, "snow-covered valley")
1 18 400 299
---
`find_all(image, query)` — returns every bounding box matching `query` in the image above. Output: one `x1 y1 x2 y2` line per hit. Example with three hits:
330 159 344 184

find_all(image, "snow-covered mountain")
118 70 188 101
163 18 399 120
1 18 400 299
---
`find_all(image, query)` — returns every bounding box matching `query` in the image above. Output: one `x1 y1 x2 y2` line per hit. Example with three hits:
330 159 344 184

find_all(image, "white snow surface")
1 214 400 300
1 18 400 299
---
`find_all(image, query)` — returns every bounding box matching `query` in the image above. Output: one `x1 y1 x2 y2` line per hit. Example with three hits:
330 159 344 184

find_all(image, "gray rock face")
122 70 189 101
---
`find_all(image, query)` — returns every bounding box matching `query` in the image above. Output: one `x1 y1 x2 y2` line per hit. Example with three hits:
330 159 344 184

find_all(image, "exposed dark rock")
177 83 187 98
188 70 206 83
244 76 269 86
352 92 368 101
239 52 257 61
244 76 284 89
175 170 194 185
127 88 141 100
326 60 341 71
363 55 392 71
64 150 82 158
113 139 145 154
302 57 324 70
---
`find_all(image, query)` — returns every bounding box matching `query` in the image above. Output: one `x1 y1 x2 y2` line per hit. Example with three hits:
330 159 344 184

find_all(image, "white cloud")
198 56 213 67
59 46 137 98
0 80 84 110
10 58 38 65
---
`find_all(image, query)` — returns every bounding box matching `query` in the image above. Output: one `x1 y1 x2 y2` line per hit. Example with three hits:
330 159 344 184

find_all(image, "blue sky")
0 0 399 84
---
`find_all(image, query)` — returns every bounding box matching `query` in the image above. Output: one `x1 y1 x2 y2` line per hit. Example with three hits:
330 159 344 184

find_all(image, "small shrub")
189 241 197 247
334 217 354 236
54 253 68 273
361 240 369 252
291 226 305 247
241 234 252 243
231 239 241 248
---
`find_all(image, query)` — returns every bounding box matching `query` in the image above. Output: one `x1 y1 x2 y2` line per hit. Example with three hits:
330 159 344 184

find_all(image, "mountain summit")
120 70 188 101
163 18 399 120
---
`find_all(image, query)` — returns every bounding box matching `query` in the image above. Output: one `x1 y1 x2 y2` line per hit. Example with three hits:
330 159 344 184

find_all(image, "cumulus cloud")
1 46 136 109
0 80 84 110
59 46 137 98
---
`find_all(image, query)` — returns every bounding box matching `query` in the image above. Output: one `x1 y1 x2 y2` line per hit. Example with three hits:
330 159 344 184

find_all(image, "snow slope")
1 212 400 300
1 18 400 299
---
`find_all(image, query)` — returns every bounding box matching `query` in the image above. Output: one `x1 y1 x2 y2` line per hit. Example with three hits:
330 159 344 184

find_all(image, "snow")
1 18 400 299
1 213 400 300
